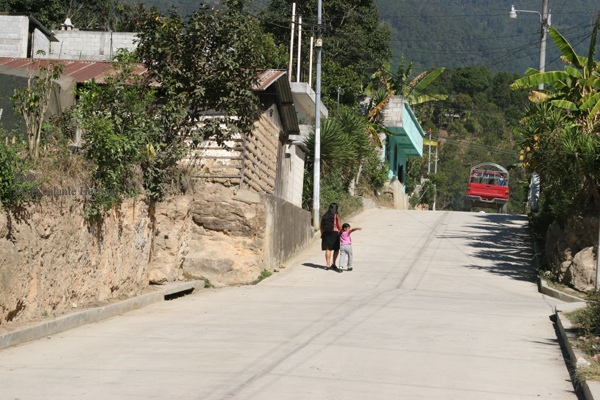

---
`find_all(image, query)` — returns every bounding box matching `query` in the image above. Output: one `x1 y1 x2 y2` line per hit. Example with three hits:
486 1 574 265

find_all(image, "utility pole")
312 0 322 229
337 87 341 118
427 128 431 175
434 142 438 174
296 16 302 83
308 36 314 86
433 142 438 211
539 0 549 90
288 3 296 82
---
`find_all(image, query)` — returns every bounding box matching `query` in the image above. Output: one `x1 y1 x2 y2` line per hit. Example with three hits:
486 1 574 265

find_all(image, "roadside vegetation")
0 0 275 222
566 292 600 382
510 15 600 280
518 14 600 383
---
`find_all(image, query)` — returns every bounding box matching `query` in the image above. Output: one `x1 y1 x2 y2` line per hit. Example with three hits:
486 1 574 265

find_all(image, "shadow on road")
442 213 536 282
302 262 327 270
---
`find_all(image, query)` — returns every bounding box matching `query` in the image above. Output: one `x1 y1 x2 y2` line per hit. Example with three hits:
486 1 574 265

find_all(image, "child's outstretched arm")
350 227 362 233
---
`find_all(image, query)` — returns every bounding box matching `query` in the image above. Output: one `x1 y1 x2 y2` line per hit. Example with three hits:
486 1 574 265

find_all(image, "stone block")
234 189 262 204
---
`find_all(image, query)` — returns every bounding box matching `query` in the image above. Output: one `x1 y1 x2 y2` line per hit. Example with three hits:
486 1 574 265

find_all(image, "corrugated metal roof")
0 58 146 83
0 59 287 90
0 58 299 134
255 69 287 91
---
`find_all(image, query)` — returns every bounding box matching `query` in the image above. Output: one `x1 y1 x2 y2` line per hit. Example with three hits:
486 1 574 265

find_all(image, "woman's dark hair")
321 203 339 232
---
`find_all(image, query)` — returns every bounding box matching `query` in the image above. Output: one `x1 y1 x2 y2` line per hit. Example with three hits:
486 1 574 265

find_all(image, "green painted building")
380 97 426 192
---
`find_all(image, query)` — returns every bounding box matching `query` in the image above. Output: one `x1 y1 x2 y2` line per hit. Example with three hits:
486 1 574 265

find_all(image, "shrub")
572 291 600 336
0 141 37 206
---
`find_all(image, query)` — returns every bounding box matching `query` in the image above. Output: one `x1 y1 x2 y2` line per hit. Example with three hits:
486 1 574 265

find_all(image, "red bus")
464 163 509 214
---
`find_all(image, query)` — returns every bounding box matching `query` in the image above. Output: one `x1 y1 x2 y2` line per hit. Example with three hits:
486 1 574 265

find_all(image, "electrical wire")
380 10 591 20
555 0 570 16
387 19 595 45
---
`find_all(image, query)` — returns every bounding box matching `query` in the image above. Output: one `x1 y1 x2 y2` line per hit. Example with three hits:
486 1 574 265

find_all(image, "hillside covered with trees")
379 0 600 75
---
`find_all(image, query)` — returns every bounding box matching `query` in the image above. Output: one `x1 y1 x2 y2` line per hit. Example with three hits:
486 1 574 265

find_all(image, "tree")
2 0 144 31
261 0 391 104
511 15 600 132
450 66 493 98
365 57 447 106
10 58 65 161
136 1 262 144
76 52 161 218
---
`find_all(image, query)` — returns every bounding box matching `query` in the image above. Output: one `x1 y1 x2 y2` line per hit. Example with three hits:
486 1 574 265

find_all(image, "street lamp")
509 2 551 90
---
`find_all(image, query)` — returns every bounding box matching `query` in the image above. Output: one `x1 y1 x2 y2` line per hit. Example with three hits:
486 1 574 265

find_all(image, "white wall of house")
34 30 137 61
280 144 305 208
290 82 328 123
0 16 29 58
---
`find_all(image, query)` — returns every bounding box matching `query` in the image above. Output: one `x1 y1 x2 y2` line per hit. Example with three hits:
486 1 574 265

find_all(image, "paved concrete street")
0 209 576 399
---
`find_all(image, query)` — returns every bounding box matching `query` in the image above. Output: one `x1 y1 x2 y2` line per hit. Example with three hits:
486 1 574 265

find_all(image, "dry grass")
575 361 600 383
545 279 587 300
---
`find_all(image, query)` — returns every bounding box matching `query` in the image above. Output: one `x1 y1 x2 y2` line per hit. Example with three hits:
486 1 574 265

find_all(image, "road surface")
0 209 577 399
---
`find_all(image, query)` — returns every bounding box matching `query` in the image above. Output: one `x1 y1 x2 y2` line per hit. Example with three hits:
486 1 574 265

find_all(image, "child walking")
339 223 362 271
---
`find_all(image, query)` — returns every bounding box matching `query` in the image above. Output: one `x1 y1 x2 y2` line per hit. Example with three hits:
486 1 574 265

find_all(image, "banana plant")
362 57 446 148
510 14 600 128
364 56 447 106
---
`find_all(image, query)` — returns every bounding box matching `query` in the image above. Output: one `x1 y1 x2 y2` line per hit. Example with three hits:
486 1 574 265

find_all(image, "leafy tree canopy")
2 0 144 31
261 0 391 104
136 0 262 142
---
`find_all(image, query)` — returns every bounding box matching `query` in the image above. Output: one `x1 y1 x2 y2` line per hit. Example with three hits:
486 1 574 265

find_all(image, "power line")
439 137 519 156
555 0 570 15
381 10 591 20
388 19 595 44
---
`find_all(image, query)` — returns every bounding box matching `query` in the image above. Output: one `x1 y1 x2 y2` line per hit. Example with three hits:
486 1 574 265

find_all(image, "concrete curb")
0 281 203 352
539 278 585 303
556 311 600 400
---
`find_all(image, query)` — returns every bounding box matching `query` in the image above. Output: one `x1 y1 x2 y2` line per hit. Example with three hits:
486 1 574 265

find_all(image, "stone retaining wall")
0 183 313 325
545 216 599 291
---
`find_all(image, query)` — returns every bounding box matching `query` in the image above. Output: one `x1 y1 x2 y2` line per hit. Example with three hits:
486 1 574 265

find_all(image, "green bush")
75 53 162 220
320 166 362 219
0 142 37 206
302 107 387 218
571 291 600 336
361 146 389 191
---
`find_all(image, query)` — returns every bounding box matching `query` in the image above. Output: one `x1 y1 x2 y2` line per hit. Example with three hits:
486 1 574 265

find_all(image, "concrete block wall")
0 16 29 58
36 31 137 61
282 145 305 208
383 96 404 127
32 28 50 56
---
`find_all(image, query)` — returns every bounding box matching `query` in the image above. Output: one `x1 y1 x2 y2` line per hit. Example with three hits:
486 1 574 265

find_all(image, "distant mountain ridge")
131 0 600 75
378 0 600 74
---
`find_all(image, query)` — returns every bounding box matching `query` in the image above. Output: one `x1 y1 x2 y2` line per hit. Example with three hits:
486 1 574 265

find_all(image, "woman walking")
320 203 342 270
